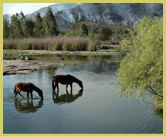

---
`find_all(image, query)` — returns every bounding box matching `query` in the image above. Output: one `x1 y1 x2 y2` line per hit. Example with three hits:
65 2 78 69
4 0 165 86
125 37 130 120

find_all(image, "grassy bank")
3 37 101 51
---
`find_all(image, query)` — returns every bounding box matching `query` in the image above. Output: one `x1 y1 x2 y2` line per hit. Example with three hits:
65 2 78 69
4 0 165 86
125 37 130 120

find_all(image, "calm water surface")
3 56 163 134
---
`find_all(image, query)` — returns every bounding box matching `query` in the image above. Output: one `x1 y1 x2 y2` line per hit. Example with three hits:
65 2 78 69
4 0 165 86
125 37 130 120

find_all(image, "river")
3 56 163 134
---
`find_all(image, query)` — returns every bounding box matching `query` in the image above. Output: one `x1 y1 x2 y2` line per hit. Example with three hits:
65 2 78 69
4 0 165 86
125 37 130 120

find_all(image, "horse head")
79 81 83 89
38 89 43 100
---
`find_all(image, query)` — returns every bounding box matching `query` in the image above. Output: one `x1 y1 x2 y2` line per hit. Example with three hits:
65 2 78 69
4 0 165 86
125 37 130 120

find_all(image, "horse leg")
54 83 57 91
57 83 59 91
14 87 18 97
27 91 29 99
66 84 68 91
15 93 17 98
52 79 55 91
18 92 25 98
70 84 73 92
52 90 55 100
56 90 59 100
30 91 33 99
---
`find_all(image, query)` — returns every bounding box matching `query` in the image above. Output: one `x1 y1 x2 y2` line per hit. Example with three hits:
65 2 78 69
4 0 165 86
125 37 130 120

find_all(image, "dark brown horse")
14 82 43 100
52 74 83 91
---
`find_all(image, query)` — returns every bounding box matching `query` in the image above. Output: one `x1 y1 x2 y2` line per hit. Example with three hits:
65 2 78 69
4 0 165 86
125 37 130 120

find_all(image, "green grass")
3 49 122 58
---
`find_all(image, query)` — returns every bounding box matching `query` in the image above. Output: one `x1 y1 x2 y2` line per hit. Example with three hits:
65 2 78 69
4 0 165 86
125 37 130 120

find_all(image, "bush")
98 26 112 41
88 41 100 51
117 17 163 99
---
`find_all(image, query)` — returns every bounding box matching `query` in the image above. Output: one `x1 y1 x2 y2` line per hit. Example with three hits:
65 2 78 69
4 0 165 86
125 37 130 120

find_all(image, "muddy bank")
3 60 48 75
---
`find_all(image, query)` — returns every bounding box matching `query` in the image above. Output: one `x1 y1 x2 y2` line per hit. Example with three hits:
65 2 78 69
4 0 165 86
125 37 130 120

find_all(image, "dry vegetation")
3 37 100 51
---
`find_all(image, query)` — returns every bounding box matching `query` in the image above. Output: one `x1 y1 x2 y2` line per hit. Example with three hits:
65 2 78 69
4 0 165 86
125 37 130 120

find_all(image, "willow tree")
117 17 163 100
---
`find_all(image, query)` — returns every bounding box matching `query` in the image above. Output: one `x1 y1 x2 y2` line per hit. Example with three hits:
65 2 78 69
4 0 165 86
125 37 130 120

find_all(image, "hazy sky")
3 3 55 15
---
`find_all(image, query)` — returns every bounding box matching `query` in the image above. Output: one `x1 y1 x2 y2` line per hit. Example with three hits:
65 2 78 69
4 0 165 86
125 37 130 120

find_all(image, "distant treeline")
3 7 131 43
3 7 58 39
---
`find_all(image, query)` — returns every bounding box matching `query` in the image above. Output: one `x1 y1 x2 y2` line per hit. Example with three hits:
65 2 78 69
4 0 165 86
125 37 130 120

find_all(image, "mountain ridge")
3 3 163 32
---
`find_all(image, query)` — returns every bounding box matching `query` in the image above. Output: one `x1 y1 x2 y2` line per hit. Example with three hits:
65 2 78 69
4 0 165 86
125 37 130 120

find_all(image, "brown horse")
14 82 43 100
52 74 83 91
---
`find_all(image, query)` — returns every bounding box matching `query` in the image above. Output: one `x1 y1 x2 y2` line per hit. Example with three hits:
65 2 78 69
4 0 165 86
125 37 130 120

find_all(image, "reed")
3 37 99 51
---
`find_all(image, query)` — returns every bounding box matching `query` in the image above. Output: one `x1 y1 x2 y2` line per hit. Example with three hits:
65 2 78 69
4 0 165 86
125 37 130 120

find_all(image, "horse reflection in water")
14 98 43 113
52 89 83 104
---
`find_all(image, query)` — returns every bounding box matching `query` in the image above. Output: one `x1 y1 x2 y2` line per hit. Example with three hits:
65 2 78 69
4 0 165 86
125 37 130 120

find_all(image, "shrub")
117 17 163 99
88 41 100 51
98 26 112 41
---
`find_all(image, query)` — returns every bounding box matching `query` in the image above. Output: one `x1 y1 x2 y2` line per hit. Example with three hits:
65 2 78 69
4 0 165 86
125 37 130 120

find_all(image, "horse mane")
67 74 82 84
31 83 42 93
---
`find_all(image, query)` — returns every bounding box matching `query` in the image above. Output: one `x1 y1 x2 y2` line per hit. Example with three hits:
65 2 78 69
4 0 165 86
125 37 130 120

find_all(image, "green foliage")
88 28 98 40
109 26 130 43
33 12 43 37
88 25 130 42
3 10 58 39
66 23 88 37
19 11 25 25
42 7 58 36
79 23 88 36
88 41 100 51
65 30 79 37
10 13 23 39
22 18 34 37
98 26 112 41
3 20 10 39
117 17 163 98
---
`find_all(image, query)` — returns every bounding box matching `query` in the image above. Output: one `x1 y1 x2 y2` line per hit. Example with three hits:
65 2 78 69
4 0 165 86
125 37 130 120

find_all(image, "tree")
22 18 34 37
89 28 98 40
19 11 25 25
10 13 23 39
3 20 10 39
42 7 58 36
117 17 163 99
99 26 112 41
79 23 88 36
33 12 43 37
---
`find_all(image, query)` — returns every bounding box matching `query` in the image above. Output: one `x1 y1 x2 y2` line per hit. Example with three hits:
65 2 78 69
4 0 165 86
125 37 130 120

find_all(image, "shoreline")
3 50 121 75
3 60 45 75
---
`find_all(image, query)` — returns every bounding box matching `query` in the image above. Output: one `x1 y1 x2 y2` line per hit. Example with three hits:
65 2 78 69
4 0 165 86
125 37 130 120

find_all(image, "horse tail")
52 78 55 91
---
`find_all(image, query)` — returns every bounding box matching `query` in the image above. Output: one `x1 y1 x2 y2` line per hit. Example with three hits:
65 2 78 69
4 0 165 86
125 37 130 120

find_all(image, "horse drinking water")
52 74 83 91
14 82 43 100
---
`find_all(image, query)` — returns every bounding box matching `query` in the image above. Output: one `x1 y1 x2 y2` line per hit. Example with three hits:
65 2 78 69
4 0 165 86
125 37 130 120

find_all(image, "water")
3 57 163 134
